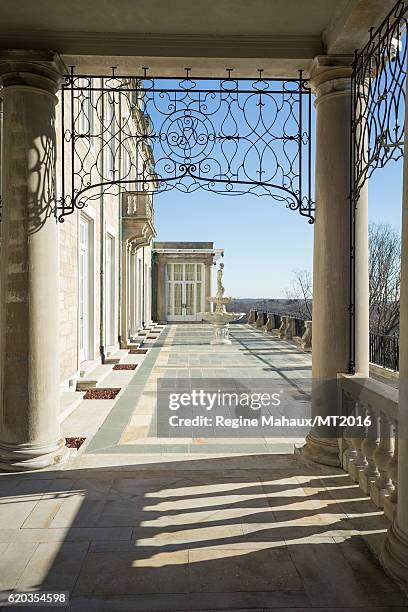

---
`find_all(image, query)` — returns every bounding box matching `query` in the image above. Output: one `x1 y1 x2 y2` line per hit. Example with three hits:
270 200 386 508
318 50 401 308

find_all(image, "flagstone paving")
80 324 312 455
0 325 407 611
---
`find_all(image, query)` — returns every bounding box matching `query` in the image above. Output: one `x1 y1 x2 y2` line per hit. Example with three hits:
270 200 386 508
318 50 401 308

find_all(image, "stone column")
381 58 408 587
301 56 369 467
156 257 166 324
0 51 69 471
204 262 212 312
120 241 130 347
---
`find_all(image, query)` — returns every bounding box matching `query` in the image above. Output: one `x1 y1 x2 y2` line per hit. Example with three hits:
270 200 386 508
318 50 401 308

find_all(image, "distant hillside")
226 298 312 320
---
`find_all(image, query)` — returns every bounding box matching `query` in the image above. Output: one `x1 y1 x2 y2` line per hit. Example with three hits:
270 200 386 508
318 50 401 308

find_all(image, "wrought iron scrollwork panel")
349 0 407 373
60 71 314 223
351 0 407 202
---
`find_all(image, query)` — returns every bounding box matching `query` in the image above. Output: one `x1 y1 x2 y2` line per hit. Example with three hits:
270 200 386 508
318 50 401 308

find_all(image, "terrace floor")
0 325 406 610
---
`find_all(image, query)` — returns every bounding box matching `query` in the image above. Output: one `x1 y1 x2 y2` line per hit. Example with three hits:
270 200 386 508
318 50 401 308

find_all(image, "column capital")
309 54 354 104
0 49 66 95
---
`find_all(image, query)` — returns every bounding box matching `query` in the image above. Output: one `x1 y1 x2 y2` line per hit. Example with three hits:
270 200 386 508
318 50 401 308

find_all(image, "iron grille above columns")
58 68 314 223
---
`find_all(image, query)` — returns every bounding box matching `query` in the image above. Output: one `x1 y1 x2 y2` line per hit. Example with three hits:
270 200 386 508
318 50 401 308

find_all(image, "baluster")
279 316 287 339
342 393 358 473
284 318 295 340
255 311 264 328
359 406 379 494
265 313 274 333
349 402 368 482
371 413 394 508
383 427 398 521
301 320 312 351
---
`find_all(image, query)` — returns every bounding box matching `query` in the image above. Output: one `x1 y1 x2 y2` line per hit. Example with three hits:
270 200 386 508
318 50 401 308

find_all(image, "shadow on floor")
0 453 406 611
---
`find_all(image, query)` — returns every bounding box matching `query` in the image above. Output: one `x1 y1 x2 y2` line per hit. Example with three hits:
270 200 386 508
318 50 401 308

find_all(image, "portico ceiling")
0 0 397 76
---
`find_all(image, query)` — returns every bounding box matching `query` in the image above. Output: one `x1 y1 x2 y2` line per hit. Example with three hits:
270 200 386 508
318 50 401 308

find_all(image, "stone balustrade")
251 311 312 350
339 374 398 521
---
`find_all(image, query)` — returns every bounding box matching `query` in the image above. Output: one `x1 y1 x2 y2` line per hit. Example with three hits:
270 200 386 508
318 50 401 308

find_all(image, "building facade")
54 85 156 389
152 242 223 324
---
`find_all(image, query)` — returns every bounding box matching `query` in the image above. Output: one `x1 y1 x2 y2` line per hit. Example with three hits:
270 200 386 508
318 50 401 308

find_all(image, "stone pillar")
204 262 212 312
301 56 369 467
120 240 131 347
285 318 295 340
0 51 69 471
301 321 313 351
248 309 257 325
381 58 408 587
156 258 166 324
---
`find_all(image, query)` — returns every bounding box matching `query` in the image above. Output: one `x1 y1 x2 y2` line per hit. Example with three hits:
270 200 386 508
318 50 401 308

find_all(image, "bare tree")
284 269 313 319
369 222 400 335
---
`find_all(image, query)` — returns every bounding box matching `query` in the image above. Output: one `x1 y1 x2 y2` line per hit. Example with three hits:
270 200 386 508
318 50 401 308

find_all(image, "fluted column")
301 56 369 467
381 53 408 586
0 50 69 470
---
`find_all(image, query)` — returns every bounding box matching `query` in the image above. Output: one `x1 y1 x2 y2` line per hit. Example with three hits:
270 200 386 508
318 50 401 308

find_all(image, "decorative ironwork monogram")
59 70 314 223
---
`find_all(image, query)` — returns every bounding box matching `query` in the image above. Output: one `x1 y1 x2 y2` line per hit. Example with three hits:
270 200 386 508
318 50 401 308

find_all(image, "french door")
166 263 203 321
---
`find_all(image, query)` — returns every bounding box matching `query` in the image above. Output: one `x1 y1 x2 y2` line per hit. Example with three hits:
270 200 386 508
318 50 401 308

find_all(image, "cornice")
0 31 322 59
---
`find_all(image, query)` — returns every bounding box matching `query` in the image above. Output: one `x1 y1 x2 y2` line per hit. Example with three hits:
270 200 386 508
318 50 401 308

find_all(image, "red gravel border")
113 364 137 370
83 388 121 400
65 437 86 449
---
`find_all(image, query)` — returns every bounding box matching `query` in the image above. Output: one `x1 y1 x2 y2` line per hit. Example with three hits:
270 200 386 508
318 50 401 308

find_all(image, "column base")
381 520 408 594
0 437 70 472
297 432 341 467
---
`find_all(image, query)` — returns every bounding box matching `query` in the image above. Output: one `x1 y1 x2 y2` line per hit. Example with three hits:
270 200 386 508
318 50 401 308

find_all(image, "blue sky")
151 80 404 299
154 158 403 299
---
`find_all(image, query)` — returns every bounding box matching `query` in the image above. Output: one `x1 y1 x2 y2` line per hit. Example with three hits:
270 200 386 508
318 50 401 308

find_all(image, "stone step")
76 364 113 391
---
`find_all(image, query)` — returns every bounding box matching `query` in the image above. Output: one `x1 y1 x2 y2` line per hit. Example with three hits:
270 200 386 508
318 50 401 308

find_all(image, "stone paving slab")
1 329 404 608
0 454 407 609
71 324 313 456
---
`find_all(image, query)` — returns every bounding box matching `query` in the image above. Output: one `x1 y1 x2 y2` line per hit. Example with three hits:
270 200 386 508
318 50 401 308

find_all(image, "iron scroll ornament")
59 69 315 223
348 0 407 374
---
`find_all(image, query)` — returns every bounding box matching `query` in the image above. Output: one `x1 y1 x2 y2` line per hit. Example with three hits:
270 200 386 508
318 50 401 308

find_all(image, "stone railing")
248 309 312 351
339 374 398 521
